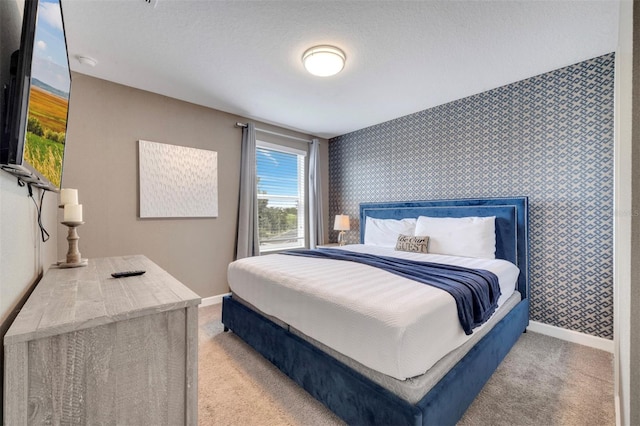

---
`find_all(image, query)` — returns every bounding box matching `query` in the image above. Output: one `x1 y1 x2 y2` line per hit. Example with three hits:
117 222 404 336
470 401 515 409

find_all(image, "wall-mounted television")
1 0 72 191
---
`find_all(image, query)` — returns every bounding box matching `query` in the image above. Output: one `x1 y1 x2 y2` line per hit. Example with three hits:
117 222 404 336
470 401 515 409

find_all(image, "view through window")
256 141 306 252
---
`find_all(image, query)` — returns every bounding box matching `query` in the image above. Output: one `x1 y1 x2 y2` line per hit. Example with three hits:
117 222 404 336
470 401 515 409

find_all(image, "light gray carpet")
198 303 614 425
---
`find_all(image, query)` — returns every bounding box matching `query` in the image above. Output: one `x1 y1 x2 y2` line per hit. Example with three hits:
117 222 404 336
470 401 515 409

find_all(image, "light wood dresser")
4 255 201 425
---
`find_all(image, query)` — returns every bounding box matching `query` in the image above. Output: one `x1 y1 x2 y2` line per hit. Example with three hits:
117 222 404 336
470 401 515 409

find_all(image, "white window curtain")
236 123 259 259
308 138 324 248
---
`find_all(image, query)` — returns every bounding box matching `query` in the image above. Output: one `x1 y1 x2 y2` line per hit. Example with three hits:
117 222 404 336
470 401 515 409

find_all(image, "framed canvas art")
138 140 218 218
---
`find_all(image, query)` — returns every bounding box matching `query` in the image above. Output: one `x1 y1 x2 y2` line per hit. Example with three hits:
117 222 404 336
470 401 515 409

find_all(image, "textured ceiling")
60 0 620 139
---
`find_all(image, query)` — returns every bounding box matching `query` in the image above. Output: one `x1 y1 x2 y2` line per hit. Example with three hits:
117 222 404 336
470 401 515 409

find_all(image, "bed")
222 197 529 425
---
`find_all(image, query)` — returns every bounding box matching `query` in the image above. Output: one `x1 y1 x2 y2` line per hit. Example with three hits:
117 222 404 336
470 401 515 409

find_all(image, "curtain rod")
235 122 313 144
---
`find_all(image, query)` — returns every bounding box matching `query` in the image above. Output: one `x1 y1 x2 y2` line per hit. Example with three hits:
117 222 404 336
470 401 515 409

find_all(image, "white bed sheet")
227 244 520 380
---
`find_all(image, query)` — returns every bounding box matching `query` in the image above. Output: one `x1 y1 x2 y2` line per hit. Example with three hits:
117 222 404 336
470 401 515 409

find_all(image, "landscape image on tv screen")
24 0 71 188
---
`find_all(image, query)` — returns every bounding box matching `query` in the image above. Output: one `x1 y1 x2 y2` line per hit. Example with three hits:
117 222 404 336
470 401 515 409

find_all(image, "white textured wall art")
139 140 218 218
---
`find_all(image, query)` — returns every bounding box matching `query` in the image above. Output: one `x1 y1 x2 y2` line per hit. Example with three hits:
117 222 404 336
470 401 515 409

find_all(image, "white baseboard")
199 292 231 307
527 320 614 353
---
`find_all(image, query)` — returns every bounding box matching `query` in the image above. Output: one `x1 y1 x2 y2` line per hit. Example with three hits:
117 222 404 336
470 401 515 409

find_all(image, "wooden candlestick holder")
58 221 88 268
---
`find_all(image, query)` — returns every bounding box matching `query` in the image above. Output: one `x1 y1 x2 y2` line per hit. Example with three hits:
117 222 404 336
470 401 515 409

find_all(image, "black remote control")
111 270 146 278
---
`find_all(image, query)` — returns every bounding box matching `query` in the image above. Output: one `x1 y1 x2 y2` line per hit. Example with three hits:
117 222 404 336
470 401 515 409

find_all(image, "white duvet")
227 244 520 380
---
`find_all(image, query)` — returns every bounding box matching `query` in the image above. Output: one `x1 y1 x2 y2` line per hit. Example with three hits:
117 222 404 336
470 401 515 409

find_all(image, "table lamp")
333 214 350 246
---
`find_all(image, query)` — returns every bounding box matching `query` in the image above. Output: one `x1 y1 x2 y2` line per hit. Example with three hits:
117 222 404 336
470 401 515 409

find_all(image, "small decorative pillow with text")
395 234 429 253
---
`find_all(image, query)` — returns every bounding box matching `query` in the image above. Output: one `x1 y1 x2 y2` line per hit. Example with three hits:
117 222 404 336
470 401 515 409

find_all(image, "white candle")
64 204 83 222
60 188 78 205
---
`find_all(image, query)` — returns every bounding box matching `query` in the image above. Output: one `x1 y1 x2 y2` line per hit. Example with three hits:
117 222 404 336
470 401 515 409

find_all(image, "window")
256 141 306 252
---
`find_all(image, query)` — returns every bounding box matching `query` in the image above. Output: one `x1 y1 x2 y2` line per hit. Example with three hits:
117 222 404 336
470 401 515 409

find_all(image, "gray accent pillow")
395 234 429 253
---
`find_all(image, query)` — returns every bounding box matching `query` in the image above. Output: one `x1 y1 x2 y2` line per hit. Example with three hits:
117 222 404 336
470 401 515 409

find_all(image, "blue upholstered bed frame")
222 197 529 425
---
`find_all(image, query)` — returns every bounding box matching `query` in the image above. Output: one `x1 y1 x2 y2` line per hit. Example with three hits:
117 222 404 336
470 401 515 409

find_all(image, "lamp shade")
333 214 350 231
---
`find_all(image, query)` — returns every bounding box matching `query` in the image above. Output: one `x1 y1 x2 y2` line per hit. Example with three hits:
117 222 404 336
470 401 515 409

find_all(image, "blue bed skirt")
222 295 529 425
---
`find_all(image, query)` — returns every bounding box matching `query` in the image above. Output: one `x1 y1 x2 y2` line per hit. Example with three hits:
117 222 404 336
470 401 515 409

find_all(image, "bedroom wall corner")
613 1 637 424
59 74 326 300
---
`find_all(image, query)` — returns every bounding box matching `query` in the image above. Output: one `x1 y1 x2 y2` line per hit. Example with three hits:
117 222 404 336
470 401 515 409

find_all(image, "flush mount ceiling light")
302 45 346 77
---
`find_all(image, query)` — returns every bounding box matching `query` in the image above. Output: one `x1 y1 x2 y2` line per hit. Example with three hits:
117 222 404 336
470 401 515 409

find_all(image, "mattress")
227 244 520 380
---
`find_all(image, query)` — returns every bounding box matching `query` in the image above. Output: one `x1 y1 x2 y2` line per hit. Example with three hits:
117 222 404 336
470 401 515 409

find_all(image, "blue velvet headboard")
359 197 529 299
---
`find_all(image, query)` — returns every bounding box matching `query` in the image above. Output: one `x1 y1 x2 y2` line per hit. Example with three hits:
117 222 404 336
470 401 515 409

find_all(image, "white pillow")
414 216 496 259
364 217 417 247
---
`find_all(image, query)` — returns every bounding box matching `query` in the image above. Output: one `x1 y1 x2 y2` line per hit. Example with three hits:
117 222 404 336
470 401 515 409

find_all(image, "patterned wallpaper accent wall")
328 53 614 339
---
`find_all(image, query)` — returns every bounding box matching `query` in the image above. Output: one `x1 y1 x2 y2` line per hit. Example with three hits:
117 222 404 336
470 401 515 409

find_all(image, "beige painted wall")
0 174 59 322
614 2 639 425
58 73 329 299
629 3 639 424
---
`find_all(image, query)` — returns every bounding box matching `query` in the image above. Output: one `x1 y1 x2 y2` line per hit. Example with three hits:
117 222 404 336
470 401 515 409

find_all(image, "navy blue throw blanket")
282 248 501 335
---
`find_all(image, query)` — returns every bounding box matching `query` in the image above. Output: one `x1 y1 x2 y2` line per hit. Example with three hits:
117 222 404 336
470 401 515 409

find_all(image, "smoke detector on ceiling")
143 0 159 8
76 55 97 67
